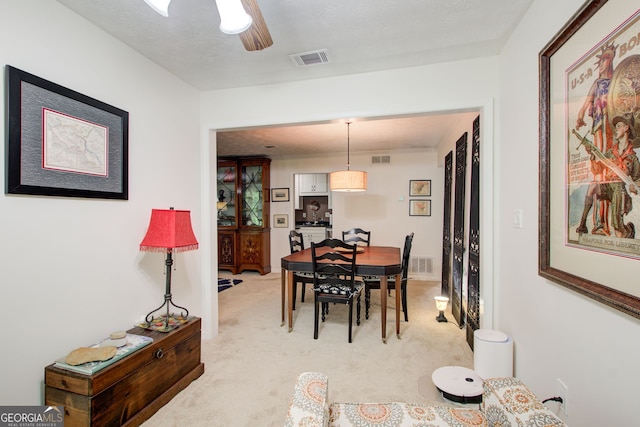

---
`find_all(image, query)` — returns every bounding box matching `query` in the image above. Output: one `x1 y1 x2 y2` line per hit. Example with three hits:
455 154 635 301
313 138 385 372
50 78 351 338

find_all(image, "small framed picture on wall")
409 200 431 216
271 188 290 202
409 180 431 197
273 214 289 228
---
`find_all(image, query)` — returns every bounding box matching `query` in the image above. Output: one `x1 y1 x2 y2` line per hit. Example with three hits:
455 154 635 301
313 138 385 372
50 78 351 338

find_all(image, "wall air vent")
289 49 330 67
371 155 391 164
410 257 433 274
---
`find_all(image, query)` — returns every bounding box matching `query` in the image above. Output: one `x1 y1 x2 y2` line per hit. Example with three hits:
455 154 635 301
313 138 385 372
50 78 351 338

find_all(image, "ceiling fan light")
330 170 367 192
143 0 171 17
216 0 253 34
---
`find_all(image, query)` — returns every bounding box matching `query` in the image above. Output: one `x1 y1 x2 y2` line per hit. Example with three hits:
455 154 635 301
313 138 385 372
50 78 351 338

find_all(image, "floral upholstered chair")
285 372 329 427
481 377 566 426
285 372 488 427
285 373 566 427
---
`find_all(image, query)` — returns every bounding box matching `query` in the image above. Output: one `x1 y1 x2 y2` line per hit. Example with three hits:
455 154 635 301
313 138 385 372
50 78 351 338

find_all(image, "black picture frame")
409 179 431 197
5 65 129 199
539 0 640 319
271 187 290 202
409 199 431 216
273 214 289 228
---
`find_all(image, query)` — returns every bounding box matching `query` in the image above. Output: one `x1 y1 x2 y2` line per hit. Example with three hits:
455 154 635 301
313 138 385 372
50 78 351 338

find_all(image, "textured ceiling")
55 0 532 156
56 0 532 91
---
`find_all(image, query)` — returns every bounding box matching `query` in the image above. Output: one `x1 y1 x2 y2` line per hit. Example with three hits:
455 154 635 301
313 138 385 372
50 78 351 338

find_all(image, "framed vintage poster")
273 214 289 228
539 0 640 318
271 188 290 202
409 199 431 216
5 66 129 199
409 179 431 197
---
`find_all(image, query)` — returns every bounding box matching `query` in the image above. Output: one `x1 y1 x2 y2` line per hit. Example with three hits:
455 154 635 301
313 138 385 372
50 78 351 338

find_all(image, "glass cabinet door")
217 164 237 227
241 164 264 227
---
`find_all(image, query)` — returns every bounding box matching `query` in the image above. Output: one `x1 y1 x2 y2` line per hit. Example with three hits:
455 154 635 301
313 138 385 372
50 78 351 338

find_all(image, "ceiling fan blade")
239 0 273 51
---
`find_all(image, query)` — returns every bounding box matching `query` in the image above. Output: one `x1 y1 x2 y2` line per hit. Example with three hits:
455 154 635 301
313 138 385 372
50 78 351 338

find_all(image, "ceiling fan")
238 0 273 51
143 0 272 51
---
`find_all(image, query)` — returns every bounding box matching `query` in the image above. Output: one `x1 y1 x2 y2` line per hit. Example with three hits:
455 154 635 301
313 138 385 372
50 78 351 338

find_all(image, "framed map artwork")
409 179 431 197
409 199 431 216
5 66 129 199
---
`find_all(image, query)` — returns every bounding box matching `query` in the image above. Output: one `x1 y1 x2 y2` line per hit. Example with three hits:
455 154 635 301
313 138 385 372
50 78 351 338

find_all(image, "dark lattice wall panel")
452 133 467 328
441 151 453 299
466 116 481 348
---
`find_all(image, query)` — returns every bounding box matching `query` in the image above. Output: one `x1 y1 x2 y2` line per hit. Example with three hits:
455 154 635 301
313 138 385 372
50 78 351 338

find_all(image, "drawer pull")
154 349 164 359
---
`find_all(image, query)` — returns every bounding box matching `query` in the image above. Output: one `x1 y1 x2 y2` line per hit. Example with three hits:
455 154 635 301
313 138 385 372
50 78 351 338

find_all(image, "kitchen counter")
295 221 331 228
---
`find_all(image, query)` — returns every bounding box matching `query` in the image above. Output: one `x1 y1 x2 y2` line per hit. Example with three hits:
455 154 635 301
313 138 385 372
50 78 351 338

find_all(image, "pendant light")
330 122 367 192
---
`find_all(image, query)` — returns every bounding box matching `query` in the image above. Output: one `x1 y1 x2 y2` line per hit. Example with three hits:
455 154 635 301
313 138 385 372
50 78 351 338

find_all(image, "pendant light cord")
346 121 351 171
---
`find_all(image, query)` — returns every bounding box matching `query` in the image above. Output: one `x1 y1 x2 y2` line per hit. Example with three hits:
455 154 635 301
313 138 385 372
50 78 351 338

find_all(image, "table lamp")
140 207 199 332
434 296 449 323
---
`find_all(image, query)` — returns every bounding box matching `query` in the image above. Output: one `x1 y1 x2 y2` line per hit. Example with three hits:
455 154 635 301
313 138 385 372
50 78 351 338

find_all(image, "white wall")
498 0 640 425
0 1 202 404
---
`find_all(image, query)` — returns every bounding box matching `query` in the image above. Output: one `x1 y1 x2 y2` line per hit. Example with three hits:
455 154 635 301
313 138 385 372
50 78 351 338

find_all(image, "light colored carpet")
142 272 473 426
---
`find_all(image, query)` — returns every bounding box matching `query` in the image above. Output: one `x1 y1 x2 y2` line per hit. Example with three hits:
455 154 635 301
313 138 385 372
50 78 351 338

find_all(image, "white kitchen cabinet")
298 173 328 195
297 227 327 244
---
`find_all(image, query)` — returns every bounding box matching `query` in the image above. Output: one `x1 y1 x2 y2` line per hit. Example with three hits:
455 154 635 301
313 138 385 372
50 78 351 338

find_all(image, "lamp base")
143 295 189 333
140 313 190 332
436 311 448 323
142 250 191 332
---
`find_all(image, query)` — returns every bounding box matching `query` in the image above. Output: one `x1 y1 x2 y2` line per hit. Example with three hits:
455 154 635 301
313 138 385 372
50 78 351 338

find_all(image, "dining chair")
311 238 365 343
341 227 371 246
364 232 414 321
343 227 377 288
288 230 314 310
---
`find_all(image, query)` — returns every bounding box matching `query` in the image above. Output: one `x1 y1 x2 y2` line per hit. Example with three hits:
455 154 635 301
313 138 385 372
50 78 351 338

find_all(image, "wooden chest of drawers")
45 317 204 427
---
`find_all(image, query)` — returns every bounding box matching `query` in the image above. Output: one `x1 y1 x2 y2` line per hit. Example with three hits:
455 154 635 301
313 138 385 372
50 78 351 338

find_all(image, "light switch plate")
513 209 523 228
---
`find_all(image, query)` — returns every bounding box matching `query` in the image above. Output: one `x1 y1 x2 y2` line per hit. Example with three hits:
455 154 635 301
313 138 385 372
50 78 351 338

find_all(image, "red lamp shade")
140 209 199 253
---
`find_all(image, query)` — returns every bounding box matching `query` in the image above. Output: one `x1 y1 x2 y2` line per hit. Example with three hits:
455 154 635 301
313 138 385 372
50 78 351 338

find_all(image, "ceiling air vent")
371 155 391 164
289 49 330 67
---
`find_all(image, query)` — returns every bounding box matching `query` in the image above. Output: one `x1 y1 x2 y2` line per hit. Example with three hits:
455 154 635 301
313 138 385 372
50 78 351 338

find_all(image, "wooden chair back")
289 230 305 254
400 232 414 283
341 227 371 246
311 238 358 292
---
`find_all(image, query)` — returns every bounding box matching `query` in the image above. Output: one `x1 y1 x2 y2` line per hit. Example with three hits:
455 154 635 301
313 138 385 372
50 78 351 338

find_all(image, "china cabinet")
217 157 271 275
